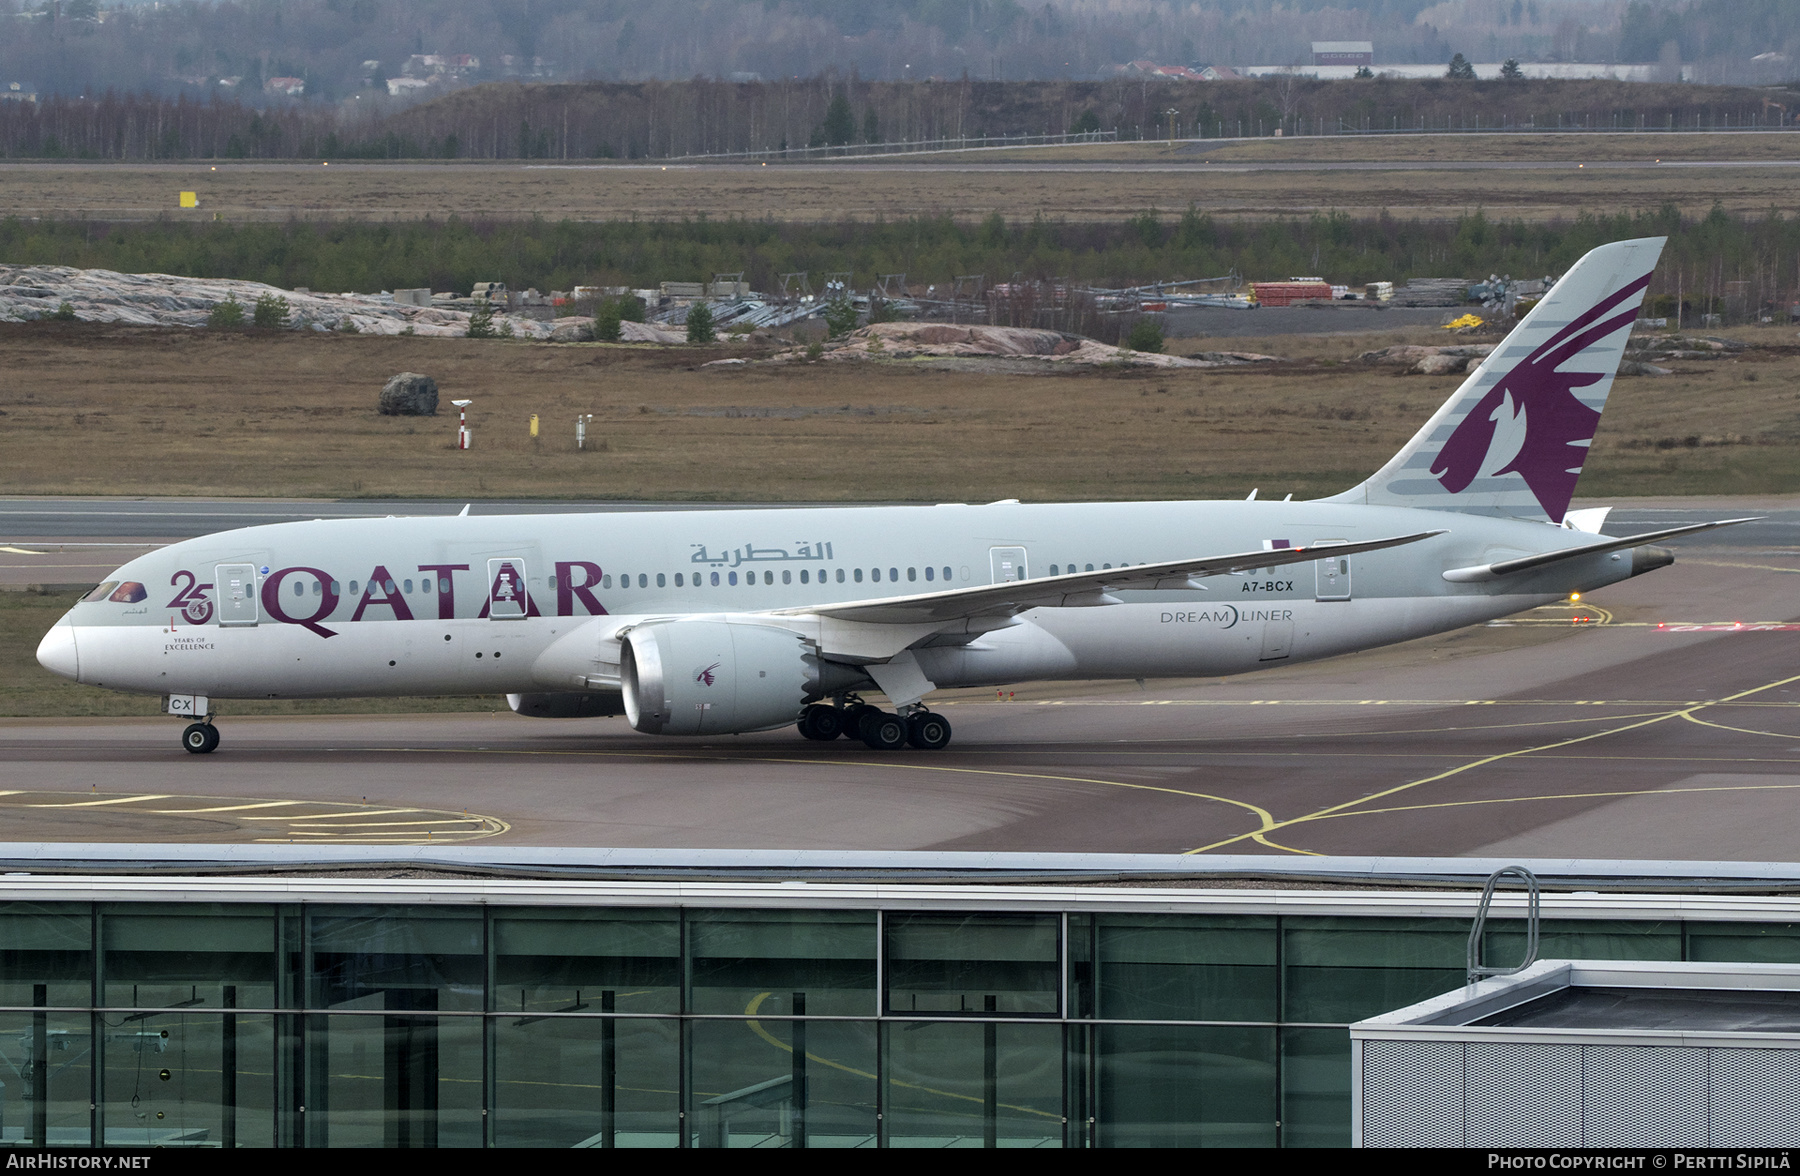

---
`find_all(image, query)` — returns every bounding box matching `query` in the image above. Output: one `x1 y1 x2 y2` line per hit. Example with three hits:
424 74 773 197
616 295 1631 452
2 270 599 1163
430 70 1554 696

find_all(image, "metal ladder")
1466 865 1542 986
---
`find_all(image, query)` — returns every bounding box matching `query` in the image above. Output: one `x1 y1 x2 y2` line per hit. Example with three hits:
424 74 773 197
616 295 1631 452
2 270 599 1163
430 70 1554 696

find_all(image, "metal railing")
1467 864 1542 986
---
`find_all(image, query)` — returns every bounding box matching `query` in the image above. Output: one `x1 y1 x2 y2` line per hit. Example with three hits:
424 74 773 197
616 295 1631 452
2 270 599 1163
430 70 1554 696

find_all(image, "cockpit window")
81 582 119 603
108 582 147 603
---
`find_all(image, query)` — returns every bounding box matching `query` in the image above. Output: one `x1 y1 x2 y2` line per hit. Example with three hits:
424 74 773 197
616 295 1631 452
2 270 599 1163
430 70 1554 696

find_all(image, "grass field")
5 131 1800 224
4 320 1798 505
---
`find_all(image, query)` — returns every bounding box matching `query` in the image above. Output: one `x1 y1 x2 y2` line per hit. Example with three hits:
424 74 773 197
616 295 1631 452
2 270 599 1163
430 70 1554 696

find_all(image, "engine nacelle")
621 620 821 735
507 691 623 719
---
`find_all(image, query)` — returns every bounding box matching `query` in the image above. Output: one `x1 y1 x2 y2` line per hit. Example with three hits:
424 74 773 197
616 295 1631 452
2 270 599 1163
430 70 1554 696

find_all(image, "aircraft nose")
36 622 78 681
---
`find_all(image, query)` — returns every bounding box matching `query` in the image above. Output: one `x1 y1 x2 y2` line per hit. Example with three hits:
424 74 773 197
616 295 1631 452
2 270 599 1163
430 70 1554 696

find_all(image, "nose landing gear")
181 721 220 755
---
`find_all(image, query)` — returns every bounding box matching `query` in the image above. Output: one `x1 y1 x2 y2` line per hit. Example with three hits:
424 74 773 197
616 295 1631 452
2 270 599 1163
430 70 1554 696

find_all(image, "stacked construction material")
1391 278 1473 307
1250 280 1332 307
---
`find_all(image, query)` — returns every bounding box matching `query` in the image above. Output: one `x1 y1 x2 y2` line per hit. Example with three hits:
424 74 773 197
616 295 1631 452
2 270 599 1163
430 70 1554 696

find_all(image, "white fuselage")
42 499 1637 706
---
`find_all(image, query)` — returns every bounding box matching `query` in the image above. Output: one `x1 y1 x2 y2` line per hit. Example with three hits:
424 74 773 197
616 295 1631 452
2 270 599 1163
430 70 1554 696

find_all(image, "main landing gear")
797 698 953 751
181 720 220 755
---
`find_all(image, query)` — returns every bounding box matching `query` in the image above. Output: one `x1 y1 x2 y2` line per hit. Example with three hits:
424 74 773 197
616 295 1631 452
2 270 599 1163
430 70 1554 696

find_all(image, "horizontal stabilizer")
1440 518 1759 583
780 531 1445 626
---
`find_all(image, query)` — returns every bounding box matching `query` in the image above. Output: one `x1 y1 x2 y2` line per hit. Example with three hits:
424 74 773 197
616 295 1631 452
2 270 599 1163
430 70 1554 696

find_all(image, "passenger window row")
1047 563 1134 575
594 566 958 591
290 577 450 597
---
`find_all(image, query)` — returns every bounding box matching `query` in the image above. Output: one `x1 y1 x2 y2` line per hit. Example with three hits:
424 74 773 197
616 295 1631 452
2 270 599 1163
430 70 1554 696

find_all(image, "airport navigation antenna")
451 400 473 450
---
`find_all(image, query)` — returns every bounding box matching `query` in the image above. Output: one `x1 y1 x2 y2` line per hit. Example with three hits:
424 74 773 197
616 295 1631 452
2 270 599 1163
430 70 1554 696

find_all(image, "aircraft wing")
1441 518 1759 583
773 530 1446 626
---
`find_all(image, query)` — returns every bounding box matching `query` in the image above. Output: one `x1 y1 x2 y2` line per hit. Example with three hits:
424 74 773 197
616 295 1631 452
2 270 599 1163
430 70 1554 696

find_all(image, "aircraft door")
989 547 1029 583
487 558 530 620
1314 543 1352 601
214 564 259 627
1260 620 1293 661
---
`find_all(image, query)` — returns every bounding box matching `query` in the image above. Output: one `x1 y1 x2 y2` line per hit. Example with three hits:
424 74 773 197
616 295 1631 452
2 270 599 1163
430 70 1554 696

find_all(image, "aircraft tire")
906 712 952 750
182 722 219 755
860 711 908 751
798 705 845 741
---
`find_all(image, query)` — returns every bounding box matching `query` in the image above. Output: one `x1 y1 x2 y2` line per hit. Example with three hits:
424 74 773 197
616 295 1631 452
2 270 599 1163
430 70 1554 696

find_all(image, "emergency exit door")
486 558 530 619
989 547 1029 583
215 564 259 626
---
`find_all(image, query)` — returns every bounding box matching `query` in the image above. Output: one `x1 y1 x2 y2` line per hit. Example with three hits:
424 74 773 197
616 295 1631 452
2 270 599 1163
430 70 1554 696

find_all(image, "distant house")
1197 65 1241 81
2 82 37 103
264 77 305 97
1118 59 1205 80
406 54 479 79
1312 41 1374 67
386 77 434 97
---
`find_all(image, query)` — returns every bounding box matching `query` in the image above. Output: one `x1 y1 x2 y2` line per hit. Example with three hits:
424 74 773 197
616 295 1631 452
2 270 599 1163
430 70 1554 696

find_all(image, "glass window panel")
0 1011 92 1146
1687 922 1800 964
1282 917 1463 1023
0 904 90 1007
687 1018 875 1148
1485 919 1680 968
307 1013 482 1148
102 904 276 1010
494 909 679 1015
1279 1027 1350 1148
494 1014 678 1147
883 1021 1062 1148
886 914 1059 1016
1097 1025 1277 1147
1096 914 1277 1022
101 1012 275 1148
307 908 483 1013
686 911 875 1017
1068 914 1094 1020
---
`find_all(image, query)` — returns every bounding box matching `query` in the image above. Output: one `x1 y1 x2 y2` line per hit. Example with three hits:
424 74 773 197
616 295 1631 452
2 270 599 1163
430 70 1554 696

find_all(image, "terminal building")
4 847 1800 1147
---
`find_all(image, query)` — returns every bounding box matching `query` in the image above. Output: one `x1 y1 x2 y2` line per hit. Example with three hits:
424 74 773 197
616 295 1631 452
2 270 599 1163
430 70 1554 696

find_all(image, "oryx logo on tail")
1430 272 1652 523
1321 237 1664 523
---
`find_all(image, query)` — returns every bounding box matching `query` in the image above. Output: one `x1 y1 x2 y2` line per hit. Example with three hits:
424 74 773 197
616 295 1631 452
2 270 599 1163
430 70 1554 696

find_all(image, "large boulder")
379 372 438 416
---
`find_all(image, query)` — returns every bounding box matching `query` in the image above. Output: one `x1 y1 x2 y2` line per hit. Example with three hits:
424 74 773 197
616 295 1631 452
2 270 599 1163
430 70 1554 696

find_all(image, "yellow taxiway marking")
1184 670 1800 856
0 790 507 844
144 800 309 814
744 992 1061 1121
1688 559 1800 574
23 793 174 808
1679 713 1800 740
1311 780 1800 822
0 546 46 555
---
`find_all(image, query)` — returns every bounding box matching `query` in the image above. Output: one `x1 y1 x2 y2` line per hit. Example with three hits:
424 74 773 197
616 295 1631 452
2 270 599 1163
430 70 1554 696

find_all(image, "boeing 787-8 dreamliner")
37 237 1748 753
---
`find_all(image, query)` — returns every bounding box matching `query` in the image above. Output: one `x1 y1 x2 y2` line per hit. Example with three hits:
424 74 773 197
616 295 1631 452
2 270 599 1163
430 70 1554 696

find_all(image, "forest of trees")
0 0 1795 104
4 203 1797 320
0 75 1791 161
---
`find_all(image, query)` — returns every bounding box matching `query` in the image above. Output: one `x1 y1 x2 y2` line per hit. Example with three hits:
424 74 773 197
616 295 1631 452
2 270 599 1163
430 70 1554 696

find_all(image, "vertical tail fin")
1322 237 1665 523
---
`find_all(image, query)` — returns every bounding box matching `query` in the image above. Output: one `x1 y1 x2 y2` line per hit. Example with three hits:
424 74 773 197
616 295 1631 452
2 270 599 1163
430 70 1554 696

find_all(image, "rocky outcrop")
0 264 554 339
758 323 1281 368
1357 343 1496 375
379 372 439 415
